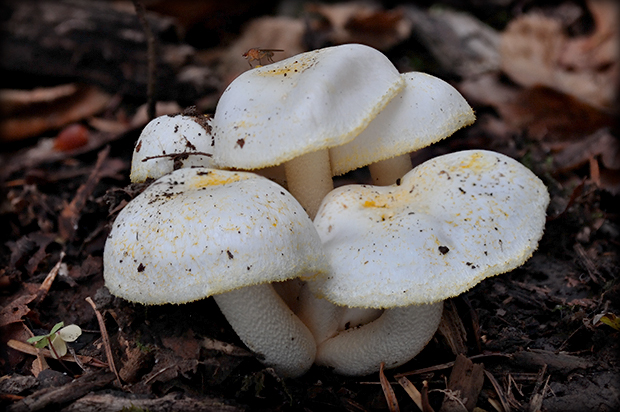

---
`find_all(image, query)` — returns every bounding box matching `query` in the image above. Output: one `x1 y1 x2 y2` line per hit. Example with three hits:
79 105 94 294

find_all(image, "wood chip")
439 354 484 412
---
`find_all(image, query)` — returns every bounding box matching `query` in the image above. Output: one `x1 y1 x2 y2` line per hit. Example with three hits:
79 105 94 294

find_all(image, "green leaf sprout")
27 322 82 359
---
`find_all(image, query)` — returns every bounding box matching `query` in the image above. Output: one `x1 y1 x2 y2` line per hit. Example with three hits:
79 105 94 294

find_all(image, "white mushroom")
212 43 405 218
330 72 476 185
103 167 326 377
130 114 215 183
310 150 550 375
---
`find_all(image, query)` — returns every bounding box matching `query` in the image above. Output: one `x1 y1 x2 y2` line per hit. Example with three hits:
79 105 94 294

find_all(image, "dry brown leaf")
496 87 615 141
459 75 615 142
0 84 78 116
0 295 36 327
500 0 618 109
379 362 400 412
161 330 202 360
0 84 111 141
305 2 412 50
6 339 107 367
398 376 423 411
553 129 620 172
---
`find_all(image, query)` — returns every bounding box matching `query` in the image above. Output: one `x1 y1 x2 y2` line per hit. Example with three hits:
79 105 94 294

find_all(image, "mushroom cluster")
103 43 549 378
211 43 476 217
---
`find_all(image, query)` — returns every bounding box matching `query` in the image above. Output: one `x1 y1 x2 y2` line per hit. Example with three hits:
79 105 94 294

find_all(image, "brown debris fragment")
511 349 593 374
0 295 36 327
439 354 484 412
6 339 107 368
118 345 153 384
527 365 550 412
85 297 122 387
437 300 468 355
379 362 400 412
32 252 65 305
398 375 423 411
58 147 110 241
5 369 115 412
6 233 56 277
484 369 512 412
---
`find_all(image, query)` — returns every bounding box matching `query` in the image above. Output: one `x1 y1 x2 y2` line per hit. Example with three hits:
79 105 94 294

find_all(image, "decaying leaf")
593 313 620 331
305 2 412 50
500 0 618 109
0 84 111 141
495 86 615 141
0 294 36 327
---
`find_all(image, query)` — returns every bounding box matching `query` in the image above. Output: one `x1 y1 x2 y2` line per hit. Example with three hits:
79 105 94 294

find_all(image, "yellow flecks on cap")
255 53 317 78
456 151 492 173
188 171 250 189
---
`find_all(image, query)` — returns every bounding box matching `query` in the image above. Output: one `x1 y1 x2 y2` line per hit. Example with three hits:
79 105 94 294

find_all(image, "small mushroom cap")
104 168 326 304
330 72 476 176
130 114 216 183
212 44 404 169
312 150 550 308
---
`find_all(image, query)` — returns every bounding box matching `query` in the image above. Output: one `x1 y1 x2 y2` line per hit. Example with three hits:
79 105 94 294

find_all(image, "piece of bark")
511 349 593 374
403 5 500 77
59 391 245 412
437 300 468 355
439 354 484 412
0 0 217 103
6 370 116 412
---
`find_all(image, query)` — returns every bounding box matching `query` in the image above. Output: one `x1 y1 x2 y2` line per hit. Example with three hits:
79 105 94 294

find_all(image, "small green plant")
27 322 82 359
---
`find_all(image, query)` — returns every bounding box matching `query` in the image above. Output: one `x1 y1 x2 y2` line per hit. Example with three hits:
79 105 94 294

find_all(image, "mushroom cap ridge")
312 150 550 308
330 72 476 176
212 43 404 170
104 167 326 304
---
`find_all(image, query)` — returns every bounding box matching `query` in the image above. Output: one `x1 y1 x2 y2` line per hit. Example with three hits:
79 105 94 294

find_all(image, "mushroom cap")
104 167 326 304
130 114 216 183
211 43 404 169
312 150 550 308
330 72 476 176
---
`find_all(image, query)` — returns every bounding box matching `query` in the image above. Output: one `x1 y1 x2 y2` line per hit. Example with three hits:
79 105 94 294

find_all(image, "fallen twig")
7 339 108 368
380 362 400 412
85 297 122 386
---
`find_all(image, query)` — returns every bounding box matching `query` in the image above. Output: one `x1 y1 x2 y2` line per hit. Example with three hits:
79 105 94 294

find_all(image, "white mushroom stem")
284 150 334 220
315 302 444 376
295 284 343 345
367 154 413 186
213 283 317 378
281 149 341 342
